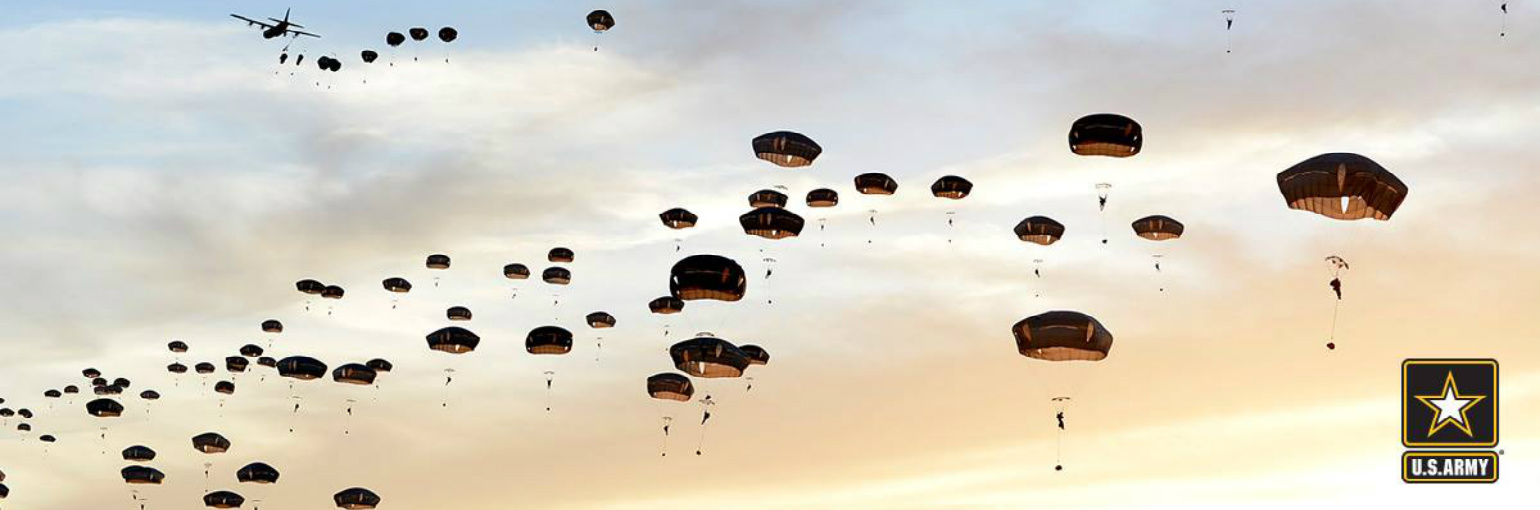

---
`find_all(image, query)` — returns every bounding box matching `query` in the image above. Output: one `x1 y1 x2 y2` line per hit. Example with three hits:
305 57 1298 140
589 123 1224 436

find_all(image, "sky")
1 1 1538 508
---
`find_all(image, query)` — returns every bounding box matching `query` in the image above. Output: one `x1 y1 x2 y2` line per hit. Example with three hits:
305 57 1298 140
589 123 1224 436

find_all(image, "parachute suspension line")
695 395 717 456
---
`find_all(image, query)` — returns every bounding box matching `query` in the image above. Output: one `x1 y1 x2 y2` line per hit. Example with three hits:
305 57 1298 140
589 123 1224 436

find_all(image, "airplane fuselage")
262 23 289 39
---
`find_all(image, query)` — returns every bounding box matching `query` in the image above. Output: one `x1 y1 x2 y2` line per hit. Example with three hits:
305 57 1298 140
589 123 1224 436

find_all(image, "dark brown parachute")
276 356 327 380
806 188 839 207
526 326 574 355
237 462 280 484
121 466 165 485
1012 311 1114 361
122 445 156 462
386 32 405 47
93 385 122 396
438 27 458 43
1131 215 1184 240
649 296 685 314
87 398 124 417
83 368 102 378
660 208 698 229
203 490 245 508
426 254 451 269
586 311 617 328
446 306 473 321
587 10 615 32
195 362 216 374
332 364 377 385
44 389 61 398
191 432 231 453
740 344 770 365
503 263 531 279
296 279 325 294
748 189 789 209
168 340 189 352
256 357 277 368
1014 216 1065 246
240 344 264 357
214 381 235 395
1069 114 1142 157
382 277 412 293
225 356 249 373
63 385 79 394
647 373 695 401
740 207 805 239
670 336 750 378
335 487 382 509
38 434 55 443
931 175 973 199
542 267 572 285
1276 153 1407 221
113 377 131 388
548 247 575 263
168 362 188 374
321 285 345 299
409 27 430 41
361 50 378 63
670 255 747 301
752 131 821 168
854 173 898 195
426 326 479 354
366 358 393 372
139 390 160 400
91 377 108 387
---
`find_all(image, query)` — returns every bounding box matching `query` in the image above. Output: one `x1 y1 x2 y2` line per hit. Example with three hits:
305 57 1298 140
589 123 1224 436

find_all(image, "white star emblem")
1415 371 1486 437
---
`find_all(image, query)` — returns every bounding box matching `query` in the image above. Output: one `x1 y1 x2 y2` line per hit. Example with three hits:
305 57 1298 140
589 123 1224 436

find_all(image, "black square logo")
1402 359 1498 448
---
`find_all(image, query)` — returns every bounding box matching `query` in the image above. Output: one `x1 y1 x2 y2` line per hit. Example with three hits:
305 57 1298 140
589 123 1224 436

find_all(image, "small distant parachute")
748 189 790 209
121 466 165 485
587 10 616 32
122 445 157 462
333 364 377 385
139 390 160 400
526 326 574 355
931 175 973 199
504 264 531 279
361 50 378 63
44 389 61 398
1012 311 1114 361
257 357 277 368
214 381 235 395
806 188 839 207
83 368 102 378
64 385 80 394
17 409 33 418
335 487 382 509
438 27 458 43
1069 114 1142 157
87 398 124 417
740 207 805 239
225 356 249 373
237 462 280 484
196 362 216 374
366 358 394 372
386 32 406 47
649 296 685 315
296 279 325 294
1014 216 1066 245
660 208 699 229
670 255 747 301
382 277 412 293
240 344 264 357
854 173 898 195
321 285 345 299
191 432 231 454
752 131 822 168
542 267 572 285
670 336 750 378
114 377 131 388
1131 215 1185 240
38 434 55 443
1276 153 1407 221
168 340 189 353
426 254 452 269
203 490 245 509
276 356 328 380
548 247 575 263
446 306 473 321
586 312 617 328
647 373 695 401
168 363 188 374
409 27 430 41
262 320 283 333
426 327 480 354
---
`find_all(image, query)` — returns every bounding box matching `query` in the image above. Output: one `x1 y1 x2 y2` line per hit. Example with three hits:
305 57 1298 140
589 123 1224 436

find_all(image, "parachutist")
1329 278 1342 300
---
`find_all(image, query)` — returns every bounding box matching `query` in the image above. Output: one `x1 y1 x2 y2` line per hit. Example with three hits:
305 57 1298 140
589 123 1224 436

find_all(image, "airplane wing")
230 14 275 29
287 29 321 38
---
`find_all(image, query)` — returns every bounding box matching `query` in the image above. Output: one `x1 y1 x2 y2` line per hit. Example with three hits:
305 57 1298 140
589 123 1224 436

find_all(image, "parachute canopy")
670 336 750 378
121 466 165 485
1131 215 1184 240
504 263 531 279
526 326 574 355
296 279 325 294
168 340 189 353
586 311 617 329
587 10 616 32
670 255 747 301
438 27 458 43
649 296 685 315
426 254 451 269
806 188 839 207
1069 114 1142 157
333 364 377 385
542 267 572 285
192 432 231 454
854 173 898 195
361 50 378 63
335 487 382 509
382 277 412 293
237 462 280 484
749 189 790 209
1014 216 1065 246
740 207 805 239
660 208 699 229
930 175 973 199
752 131 821 168
203 490 245 509
1011 311 1114 361
548 247 575 263
647 373 695 401
386 32 405 47
409 27 429 41
740 344 771 365
122 445 157 462
1276 153 1407 221
426 327 479 354
276 356 328 380
446 306 472 321
87 398 124 417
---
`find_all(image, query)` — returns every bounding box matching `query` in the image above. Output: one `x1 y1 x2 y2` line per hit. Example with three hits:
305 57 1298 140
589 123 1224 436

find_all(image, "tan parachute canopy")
1276 153 1407 221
